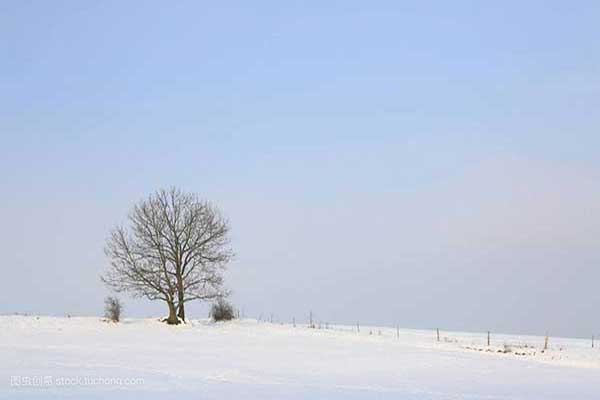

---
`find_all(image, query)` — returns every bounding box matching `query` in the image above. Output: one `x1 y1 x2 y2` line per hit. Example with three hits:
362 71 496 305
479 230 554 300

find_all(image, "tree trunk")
165 300 180 325
177 301 185 321
176 277 186 321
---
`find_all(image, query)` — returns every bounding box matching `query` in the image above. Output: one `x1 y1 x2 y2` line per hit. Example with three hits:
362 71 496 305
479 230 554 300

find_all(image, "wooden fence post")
437 328 440 342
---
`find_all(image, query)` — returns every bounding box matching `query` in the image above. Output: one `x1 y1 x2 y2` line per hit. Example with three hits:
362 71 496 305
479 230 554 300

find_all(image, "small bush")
210 299 235 322
104 296 123 322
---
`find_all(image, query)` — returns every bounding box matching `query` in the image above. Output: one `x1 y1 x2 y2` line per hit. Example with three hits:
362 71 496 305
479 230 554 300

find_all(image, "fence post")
396 325 399 340
544 332 549 351
487 331 490 347
437 328 440 342
293 317 296 328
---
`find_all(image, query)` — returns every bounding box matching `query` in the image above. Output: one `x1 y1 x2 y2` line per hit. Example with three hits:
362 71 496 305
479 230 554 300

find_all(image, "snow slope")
1 316 598 399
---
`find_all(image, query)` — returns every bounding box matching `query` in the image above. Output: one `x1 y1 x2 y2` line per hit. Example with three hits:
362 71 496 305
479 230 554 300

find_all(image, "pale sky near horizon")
1 1 600 338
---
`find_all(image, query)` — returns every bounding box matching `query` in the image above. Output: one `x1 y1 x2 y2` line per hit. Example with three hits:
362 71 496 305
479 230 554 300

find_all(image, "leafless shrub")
104 296 123 322
211 299 235 322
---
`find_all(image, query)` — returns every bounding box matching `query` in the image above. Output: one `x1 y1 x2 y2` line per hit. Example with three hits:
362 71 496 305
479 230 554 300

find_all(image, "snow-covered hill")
1 316 599 399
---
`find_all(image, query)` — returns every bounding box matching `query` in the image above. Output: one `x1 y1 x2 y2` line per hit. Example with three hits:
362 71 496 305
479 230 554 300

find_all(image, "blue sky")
1 1 600 337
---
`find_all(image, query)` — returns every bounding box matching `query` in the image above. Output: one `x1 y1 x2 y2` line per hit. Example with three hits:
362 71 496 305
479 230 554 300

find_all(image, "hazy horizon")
2 1 600 338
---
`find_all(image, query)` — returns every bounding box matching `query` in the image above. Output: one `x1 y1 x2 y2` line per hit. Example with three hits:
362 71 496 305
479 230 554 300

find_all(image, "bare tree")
102 188 233 324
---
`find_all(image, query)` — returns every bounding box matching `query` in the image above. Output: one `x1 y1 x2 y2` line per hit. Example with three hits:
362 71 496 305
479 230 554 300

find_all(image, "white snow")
1 316 599 399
